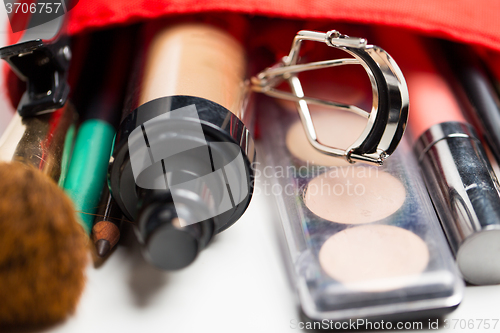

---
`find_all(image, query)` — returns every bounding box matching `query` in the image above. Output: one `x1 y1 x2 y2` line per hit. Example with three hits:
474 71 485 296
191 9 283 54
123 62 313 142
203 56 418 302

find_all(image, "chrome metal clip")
251 30 409 165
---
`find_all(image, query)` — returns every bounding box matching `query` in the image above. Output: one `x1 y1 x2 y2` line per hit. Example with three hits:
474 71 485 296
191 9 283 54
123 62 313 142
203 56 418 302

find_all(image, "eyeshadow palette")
259 96 464 321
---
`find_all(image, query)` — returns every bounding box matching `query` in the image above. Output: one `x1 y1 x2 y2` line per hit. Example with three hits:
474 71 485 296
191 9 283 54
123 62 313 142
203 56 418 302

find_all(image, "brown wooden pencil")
92 185 123 257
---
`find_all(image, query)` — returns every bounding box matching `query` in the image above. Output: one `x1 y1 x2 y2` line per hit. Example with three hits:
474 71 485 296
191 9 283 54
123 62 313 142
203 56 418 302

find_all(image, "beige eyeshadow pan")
285 108 367 166
318 225 430 292
304 165 406 224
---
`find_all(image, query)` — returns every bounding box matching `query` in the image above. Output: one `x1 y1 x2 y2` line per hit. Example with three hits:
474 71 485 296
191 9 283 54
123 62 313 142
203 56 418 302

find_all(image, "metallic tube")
414 121 500 285
0 103 77 186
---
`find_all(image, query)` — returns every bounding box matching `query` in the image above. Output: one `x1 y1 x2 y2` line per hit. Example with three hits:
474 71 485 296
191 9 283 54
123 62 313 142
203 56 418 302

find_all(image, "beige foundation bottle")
109 21 256 270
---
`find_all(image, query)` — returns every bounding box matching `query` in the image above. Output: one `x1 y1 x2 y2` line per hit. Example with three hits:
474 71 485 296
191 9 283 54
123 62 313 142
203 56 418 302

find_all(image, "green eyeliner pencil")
64 28 135 234
64 121 115 234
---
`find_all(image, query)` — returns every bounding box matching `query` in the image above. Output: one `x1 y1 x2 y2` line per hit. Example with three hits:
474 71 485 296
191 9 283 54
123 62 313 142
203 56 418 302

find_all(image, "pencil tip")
96 239 111 257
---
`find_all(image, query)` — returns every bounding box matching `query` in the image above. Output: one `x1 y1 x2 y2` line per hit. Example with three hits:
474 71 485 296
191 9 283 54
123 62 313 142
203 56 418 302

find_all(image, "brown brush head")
0 162 88 327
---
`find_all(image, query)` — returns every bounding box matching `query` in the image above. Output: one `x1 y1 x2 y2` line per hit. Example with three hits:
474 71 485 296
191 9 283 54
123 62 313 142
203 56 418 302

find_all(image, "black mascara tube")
440 40 500 165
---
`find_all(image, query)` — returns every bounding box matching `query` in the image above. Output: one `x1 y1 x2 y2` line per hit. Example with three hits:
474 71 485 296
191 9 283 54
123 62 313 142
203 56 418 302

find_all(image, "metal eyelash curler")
251 30 409 165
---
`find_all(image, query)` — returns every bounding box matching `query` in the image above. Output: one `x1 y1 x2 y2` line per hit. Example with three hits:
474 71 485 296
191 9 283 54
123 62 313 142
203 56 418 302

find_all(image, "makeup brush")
0 5 89 326
0 103 89 327
0 161 88 327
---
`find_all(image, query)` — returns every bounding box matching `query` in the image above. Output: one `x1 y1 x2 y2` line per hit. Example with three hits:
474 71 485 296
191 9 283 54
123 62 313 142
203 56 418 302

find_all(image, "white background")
0 7 499 333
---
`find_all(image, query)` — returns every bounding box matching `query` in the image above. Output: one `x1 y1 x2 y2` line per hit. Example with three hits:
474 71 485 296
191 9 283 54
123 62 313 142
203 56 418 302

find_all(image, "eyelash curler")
252 30 409 165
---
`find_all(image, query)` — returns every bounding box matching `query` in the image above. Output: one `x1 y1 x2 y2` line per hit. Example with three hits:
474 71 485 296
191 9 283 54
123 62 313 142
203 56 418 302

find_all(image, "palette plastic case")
259 97 464 321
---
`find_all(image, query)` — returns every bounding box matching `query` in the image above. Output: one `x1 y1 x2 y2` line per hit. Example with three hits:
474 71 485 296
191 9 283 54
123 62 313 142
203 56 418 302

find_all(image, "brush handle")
0 103 77 184
63 119 115 234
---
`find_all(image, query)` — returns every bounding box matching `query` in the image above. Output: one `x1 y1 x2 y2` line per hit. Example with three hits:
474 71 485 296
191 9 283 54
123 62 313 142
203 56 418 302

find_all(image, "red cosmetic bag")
4 0 500 107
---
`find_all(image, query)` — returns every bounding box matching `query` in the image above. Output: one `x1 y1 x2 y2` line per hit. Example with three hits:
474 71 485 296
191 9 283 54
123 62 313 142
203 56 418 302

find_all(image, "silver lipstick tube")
414 121 500 285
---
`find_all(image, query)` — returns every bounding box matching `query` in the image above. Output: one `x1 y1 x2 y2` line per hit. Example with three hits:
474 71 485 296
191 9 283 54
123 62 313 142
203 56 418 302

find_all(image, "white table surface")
1 8 500 333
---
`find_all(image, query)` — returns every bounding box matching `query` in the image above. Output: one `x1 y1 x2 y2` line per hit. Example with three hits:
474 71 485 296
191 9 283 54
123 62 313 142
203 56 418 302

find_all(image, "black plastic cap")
138 198 215 270
144 226 199 270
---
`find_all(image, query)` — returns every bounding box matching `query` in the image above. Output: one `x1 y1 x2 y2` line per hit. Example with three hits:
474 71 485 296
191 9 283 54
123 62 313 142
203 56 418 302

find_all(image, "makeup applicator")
0 9 88 327
0 101 88 328
0 161 88 327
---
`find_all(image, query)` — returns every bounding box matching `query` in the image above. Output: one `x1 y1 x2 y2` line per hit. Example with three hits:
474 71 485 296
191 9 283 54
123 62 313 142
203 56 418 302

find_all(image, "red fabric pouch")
4 0 500 108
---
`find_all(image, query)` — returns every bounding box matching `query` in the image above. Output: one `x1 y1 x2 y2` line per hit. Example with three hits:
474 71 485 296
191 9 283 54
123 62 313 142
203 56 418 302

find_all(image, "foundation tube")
109 22 256 270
